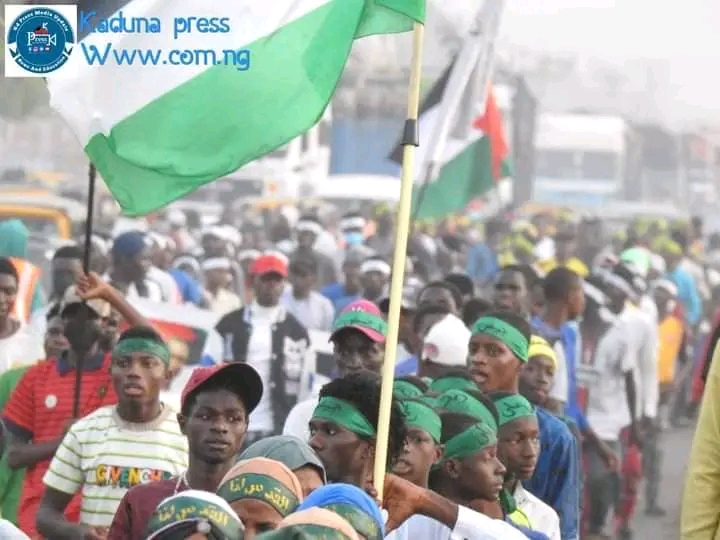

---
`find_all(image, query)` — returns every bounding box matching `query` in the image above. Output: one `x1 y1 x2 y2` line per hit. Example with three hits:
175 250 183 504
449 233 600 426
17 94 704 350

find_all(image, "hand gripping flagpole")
372 22 424 501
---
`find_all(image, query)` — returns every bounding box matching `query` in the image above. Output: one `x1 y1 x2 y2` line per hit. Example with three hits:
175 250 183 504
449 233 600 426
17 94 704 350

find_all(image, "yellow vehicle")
0 194 86 239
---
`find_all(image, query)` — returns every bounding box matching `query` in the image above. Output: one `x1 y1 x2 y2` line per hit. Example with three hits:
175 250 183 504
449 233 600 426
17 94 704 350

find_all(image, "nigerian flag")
48 0 424 216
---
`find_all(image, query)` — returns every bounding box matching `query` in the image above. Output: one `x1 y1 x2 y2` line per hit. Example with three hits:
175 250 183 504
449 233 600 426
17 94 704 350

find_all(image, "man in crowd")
36 326 188 539
282 299 387 441
107 362 263 538
216 253 309 443
282 253 335 331
291 214 337 288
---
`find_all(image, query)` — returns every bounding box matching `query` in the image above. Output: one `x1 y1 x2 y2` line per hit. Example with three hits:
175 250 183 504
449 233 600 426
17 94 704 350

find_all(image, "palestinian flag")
390 59 511 220
48 0 425 216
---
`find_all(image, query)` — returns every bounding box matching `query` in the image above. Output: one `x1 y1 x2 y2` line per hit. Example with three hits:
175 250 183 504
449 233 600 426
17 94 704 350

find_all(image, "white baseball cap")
421 314 471 367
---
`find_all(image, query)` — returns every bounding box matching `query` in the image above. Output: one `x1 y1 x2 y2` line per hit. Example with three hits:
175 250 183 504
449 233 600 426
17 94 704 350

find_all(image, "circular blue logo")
7 7 75 74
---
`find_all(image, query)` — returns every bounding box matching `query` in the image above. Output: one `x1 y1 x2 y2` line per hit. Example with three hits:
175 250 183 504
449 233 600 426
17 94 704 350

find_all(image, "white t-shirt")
514 483 561 540
586 316 634 441
548 339 569 404
245 303 283 432
0 518 30 538
386 505 530 540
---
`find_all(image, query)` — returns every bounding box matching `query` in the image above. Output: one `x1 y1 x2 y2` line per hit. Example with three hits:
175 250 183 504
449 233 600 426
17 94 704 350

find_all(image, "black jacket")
215 305 310 434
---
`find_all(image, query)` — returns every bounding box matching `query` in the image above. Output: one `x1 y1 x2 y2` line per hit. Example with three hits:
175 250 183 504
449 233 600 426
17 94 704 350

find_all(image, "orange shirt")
657 315 684 384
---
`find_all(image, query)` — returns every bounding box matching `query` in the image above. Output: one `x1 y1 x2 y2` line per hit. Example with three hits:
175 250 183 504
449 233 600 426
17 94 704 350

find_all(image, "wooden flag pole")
372 21 425 501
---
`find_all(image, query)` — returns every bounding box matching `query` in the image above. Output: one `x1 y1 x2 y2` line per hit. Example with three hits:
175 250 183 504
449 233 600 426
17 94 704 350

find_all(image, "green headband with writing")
332 310 388 337
435 390 498 432
471 316 529 363
442 422 497 461
217 473 299 517
146 498 243 540
312 397 376 438
493 394 536 427
393 380 424 399
401 399 442 443
324 503 382 540
429 376 477 394
112 338 171 365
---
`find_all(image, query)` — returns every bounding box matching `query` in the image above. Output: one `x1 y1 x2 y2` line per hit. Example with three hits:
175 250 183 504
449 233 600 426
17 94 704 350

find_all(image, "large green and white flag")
48 0 424 215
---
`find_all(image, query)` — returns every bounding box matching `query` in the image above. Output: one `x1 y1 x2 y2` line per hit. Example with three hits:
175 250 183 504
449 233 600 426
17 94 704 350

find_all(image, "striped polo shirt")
43 403 188 527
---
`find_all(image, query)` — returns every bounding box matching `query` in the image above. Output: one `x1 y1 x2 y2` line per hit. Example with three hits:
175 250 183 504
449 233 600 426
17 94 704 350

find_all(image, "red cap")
250 254 288 277
181 363 263 414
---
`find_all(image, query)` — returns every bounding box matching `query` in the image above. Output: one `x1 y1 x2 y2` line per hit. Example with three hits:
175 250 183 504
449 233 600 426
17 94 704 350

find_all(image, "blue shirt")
531 317 589 432
667 267 701 325
524 407 580 540
169 268 204 305
394 355 419 377
320 283 361 313
466 242 498 284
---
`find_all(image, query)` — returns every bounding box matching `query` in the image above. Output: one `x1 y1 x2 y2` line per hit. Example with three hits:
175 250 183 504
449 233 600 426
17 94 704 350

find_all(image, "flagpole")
72 162 97 419
373 21 424 501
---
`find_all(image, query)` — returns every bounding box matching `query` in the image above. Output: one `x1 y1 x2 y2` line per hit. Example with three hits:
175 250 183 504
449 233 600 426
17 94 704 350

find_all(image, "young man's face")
332 329 383 376
111 351 167 406
493 271 527 314
497 417 540 481
519 355 555 406
179 388 247 465
392 427 441 486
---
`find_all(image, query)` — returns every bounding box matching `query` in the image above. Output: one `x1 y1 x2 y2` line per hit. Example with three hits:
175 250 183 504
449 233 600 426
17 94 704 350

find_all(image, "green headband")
332 310 388 337
443 422 497 461
325 503 382 540
312 397 376 438
401 399 442 443
146 498 243 539
471 316 529 363
112 337 171 365
217 473 299 517
493 395 536 428
435 390 498 432
429 376 477 394
393 380 424 399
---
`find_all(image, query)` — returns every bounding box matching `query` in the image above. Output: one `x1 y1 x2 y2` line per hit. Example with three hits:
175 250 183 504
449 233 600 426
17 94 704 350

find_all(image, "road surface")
632 423 692 539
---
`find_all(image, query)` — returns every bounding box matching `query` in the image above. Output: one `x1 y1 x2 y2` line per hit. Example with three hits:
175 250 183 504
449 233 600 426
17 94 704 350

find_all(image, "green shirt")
0 366 30 523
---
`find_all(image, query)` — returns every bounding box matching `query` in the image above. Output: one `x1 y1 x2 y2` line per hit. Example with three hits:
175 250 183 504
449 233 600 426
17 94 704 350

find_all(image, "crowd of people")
0 203 713 540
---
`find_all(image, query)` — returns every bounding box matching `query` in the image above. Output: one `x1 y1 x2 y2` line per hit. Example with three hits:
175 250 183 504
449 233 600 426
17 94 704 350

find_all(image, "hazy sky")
437 0 720 123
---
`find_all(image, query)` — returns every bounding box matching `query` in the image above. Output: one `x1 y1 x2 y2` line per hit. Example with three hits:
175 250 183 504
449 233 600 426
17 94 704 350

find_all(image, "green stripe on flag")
87 0 424 216
411 136 496 220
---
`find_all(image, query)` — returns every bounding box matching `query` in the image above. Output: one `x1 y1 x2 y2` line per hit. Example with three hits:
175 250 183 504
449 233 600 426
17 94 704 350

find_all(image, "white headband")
604 272 635 297
582 280 606 305
360 259 391 276
340 217 366 230
202 257 231 271
237 249 261 261
295 220 323 236
173 256 201 273
652 279 678 297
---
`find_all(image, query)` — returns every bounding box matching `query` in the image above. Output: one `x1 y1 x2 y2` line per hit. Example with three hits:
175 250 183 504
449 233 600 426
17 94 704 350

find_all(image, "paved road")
631 423 693 539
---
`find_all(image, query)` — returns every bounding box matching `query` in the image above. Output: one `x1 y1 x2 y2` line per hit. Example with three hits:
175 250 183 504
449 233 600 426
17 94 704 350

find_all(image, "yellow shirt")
681 341 720 539
537 257 589 278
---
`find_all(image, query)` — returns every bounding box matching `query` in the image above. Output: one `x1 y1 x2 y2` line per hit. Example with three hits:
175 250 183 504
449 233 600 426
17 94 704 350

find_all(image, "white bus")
534 113 630 206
